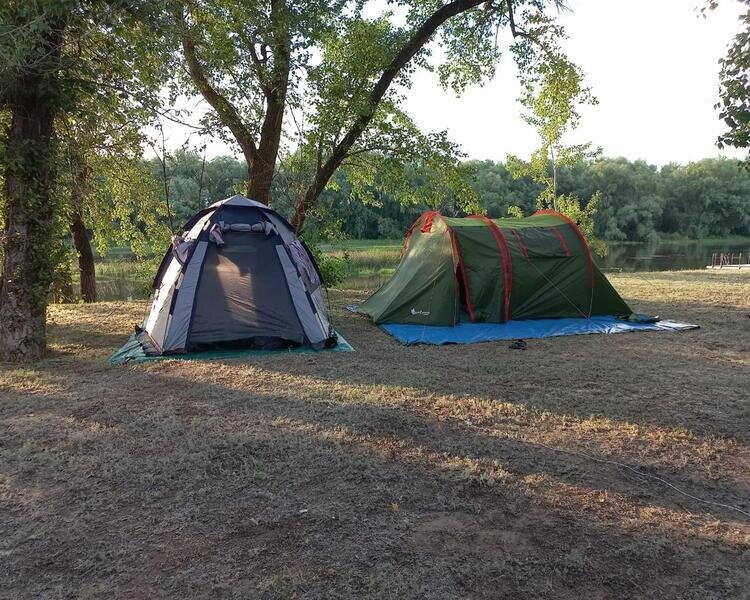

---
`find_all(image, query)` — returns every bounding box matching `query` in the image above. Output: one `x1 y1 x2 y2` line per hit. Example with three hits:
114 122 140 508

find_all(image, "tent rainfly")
135 195 338 355
358 210 632 325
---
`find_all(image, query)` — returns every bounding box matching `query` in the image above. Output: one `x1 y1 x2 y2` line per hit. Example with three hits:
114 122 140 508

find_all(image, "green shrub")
51 253 77 303
306 242 350 288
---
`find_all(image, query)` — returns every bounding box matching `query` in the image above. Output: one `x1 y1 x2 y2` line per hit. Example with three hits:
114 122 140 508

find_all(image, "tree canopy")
169 0 573 231
716 0 750 153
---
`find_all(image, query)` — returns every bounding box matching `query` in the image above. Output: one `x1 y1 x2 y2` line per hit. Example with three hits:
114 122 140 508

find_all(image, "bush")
133 256 163 296
50 252 79 303
306 242 350 288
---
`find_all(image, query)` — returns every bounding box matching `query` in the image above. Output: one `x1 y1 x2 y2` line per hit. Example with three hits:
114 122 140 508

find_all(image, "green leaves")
171 1 572 230
556 192 606 257
716 2 750 155
308 15 409 141
505 35 606 251
83 156 170 259
435 4 501 94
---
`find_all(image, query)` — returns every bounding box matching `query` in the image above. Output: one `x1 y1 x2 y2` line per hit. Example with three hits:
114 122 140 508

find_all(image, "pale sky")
158 0 747 165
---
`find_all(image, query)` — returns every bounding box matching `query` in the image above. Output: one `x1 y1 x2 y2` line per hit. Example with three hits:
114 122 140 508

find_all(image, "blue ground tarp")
358 313 699 346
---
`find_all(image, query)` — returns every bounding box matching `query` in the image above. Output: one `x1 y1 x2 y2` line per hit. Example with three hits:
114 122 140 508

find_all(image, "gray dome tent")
135 195 337 355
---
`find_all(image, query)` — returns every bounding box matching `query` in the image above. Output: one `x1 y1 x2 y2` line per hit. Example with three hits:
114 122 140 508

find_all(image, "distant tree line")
149 152 750 243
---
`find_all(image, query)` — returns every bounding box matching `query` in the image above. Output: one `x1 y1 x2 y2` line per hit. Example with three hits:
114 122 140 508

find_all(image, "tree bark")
246 0 291 204
69 151 96 302
246 63 289 201
70 209 96 303
0 27 63 361
245 96 284 204
290 0 489 232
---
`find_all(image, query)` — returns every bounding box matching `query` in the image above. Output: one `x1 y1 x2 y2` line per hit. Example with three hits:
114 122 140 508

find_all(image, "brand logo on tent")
410 308 430 316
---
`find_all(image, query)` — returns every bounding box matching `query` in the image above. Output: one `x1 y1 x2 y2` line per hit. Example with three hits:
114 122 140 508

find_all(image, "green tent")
359 210 632 325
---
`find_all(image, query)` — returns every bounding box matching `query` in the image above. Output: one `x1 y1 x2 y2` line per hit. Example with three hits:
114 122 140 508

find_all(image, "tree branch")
248 42 271 95
176 8 257 162
507 0 557 56
506 0 528 39
246 0 292 204
291 0 491 231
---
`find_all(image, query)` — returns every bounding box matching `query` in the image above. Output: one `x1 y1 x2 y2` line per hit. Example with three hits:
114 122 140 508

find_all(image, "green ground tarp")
110 331 354 364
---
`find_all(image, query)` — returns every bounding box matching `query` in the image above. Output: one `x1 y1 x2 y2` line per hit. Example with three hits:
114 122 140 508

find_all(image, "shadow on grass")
46 323 131 350
2 361 748 598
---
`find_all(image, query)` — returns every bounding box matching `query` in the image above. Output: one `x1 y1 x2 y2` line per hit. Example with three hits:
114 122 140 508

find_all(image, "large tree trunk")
0 27 62 360
247 0 291 205
178 0 291 207
246 93 286 204
70 210 96 303
69 152 96 302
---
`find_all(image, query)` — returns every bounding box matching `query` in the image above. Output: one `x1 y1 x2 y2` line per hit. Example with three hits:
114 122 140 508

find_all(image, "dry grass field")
1 270 749 599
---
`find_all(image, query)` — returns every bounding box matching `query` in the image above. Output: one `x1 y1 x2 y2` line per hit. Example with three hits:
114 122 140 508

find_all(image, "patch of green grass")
93 259 144 280
318 239 402 251
69 258 152 300
95 246 137 259
319 239 402 287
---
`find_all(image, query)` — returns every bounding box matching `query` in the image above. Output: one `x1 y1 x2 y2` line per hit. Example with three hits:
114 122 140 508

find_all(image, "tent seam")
433 213 462 325
469 214 513 322
533 209 595 289
550 226 571 256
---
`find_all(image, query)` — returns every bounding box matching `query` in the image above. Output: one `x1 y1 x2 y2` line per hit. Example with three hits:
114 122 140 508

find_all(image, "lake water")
596 240 750 272
82 239 750 301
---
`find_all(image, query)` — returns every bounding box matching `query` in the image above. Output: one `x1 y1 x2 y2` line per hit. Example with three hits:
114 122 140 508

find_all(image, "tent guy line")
527 439 750 521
